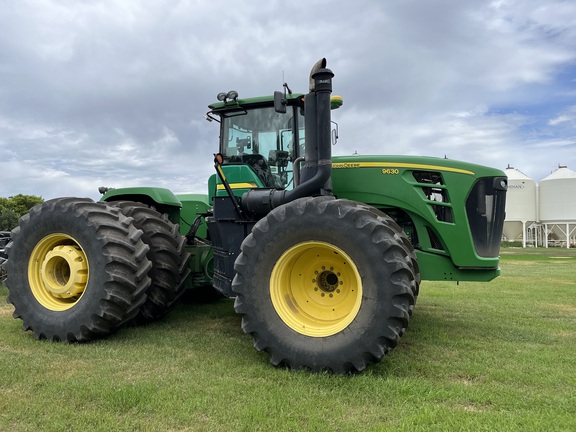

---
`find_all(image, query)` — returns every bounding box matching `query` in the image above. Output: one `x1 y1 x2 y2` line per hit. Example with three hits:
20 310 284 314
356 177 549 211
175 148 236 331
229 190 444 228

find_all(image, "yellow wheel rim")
270 241 362 337
28 234 89 311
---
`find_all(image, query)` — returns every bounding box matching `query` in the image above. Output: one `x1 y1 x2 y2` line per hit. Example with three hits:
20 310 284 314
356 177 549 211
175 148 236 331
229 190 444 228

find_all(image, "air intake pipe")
241 58 334 216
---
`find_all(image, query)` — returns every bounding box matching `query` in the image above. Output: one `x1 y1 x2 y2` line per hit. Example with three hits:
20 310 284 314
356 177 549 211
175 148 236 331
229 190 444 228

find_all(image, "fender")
100 187 183 224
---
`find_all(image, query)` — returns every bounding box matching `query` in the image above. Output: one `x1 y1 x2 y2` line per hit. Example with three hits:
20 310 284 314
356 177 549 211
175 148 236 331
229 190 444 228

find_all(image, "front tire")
362 205 420 314
233 197 416 373
5 198 151 342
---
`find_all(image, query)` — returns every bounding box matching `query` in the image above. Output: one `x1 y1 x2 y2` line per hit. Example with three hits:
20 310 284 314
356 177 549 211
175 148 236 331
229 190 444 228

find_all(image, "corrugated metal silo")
503 166 537 246
539 166 576 248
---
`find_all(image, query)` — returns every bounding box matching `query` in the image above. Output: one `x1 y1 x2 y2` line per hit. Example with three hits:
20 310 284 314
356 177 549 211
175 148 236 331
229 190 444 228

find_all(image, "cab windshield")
220 105 304 190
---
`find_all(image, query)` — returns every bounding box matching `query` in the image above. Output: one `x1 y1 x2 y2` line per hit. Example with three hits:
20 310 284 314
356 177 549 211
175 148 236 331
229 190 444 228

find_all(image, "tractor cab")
208 93 307 191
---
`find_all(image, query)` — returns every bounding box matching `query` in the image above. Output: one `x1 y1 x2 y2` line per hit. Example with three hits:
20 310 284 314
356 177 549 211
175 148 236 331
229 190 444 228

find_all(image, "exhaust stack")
241 58 334 215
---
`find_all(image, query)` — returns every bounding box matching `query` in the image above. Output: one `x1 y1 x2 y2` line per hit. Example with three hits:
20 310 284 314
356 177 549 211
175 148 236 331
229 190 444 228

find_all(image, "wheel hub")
41 245 88 298
315 268 340 294
28 233 90 311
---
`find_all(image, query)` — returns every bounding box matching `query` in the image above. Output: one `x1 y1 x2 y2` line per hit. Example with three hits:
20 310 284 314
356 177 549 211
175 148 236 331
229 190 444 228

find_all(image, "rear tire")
4 198 151 342
111 201 190 323
233 197 416 373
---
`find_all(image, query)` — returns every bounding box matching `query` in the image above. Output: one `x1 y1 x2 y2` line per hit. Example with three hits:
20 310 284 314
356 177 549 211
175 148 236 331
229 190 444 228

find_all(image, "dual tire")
4 198 188 342
111 202 190 323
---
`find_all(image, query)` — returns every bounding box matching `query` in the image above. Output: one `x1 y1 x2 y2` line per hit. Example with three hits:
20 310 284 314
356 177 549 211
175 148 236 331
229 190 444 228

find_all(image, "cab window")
220 106 304 189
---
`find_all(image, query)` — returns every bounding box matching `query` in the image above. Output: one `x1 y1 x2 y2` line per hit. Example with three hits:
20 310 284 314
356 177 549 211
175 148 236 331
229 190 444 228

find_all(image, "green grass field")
1 248 574 431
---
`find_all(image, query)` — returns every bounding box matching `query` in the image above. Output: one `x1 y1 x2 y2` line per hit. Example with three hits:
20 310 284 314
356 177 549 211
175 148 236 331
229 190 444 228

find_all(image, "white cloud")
0 0 575 199
548 106 576 126
548 115 572 126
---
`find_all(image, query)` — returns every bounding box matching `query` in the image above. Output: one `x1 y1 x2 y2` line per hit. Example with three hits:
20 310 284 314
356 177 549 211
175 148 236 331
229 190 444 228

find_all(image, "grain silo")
503 166 538 247
539 166 576 249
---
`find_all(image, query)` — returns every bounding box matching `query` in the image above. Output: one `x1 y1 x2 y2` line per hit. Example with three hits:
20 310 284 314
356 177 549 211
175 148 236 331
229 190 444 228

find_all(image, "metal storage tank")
503 166 538 247
539 166 576 249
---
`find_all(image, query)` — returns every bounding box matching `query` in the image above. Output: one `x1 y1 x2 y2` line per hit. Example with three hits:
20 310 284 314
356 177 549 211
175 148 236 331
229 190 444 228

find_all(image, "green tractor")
4 59 507 373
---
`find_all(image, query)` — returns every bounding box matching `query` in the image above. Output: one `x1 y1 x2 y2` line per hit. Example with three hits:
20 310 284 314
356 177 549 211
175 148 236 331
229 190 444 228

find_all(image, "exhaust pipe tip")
309 58 327 92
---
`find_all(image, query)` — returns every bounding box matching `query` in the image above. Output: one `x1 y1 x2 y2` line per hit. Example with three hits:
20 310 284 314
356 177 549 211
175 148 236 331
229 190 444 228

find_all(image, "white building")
503 165 576 248
538 166 576 248
503 167 537 247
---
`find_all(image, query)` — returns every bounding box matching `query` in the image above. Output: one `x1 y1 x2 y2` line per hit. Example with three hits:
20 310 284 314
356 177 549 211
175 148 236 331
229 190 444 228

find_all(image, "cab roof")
208 92 304 112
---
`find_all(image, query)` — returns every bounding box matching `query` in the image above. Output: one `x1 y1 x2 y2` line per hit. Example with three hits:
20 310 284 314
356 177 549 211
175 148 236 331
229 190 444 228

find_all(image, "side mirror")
274 91 287 114
331 121 339 145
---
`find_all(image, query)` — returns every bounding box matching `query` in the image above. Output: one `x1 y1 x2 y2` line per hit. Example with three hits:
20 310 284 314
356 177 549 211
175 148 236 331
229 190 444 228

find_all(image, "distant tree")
0 194 44 231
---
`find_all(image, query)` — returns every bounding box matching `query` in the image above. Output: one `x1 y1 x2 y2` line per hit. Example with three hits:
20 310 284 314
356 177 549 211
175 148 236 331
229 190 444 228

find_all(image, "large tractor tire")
361 205 420 314
110 201 190 323
233 197 417 373
4 198 151 342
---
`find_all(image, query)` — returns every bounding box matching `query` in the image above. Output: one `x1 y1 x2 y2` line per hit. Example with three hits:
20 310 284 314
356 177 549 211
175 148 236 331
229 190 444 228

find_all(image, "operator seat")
242 154 271 186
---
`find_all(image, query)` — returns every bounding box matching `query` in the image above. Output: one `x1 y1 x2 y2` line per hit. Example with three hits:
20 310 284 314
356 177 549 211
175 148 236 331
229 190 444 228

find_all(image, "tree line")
0 195 44 231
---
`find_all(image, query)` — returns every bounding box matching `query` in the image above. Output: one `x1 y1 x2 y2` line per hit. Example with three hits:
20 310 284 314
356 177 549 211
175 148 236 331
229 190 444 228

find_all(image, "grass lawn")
1 248 574 431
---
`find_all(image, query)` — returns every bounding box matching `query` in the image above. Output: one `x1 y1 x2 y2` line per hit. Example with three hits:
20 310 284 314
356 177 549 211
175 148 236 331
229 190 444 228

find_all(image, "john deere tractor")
4 59 507 373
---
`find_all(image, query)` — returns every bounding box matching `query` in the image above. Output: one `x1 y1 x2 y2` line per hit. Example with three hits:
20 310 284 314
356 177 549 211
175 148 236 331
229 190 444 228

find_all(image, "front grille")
465 177 507 257
412 171 453 223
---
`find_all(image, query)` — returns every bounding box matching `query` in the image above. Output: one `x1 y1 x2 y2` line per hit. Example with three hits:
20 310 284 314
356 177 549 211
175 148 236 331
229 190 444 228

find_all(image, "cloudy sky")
1 0 575 200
